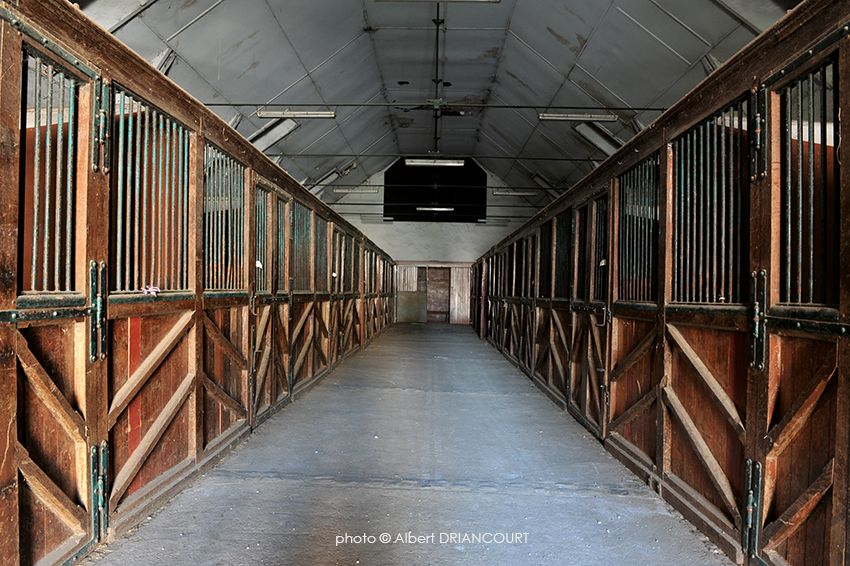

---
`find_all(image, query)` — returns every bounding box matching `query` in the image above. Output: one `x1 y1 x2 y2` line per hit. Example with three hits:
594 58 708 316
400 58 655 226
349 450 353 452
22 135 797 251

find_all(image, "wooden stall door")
12 45 107 566
427 268 450 323
568 196 611 438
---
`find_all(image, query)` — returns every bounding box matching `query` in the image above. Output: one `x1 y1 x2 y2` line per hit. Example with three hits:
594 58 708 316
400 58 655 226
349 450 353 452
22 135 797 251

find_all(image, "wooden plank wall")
395 262 471 325
473 2 850 565
0 2 395 566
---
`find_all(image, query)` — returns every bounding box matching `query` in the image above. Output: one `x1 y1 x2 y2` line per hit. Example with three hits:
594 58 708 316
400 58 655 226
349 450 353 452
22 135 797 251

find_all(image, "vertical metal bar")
179 128 185 289
117 91 125 290
66 79 76 291
673 140 680 301
807 72 815 303
32 56 42 290
820 64 828 303
151 111 159 287
133 98 141 290
728 106 736 302
699 121 707 302
710 115 718 302
796 80 803 302
689 129 696 302
142 105 150 287
54 73 64 290
735 99 744 303
43 64 54 290
720 109 727 301
164 119 171 289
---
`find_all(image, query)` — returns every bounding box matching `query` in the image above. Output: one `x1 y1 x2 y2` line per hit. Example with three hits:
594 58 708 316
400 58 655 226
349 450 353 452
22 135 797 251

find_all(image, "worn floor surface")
81 323 732 566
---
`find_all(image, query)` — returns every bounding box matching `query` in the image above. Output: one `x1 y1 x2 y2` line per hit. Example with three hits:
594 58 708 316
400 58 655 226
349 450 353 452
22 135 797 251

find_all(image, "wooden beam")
767 349 836 456
15 330 86 443
252 341 272 412
203 375 246 420
110 372 197 510
202 312 248 370
292 324 315 379
662 386 742 528
551 309 571 358
610 328 657 383
108 311 194 430
610 388 658 431
253 305 271 352
291 302 314 345
15 442 86 535
666 324 746 440
762 458 834 550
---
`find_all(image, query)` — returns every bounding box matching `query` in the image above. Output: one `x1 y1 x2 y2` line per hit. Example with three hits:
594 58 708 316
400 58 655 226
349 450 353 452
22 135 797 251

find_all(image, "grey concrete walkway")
82 323 732 566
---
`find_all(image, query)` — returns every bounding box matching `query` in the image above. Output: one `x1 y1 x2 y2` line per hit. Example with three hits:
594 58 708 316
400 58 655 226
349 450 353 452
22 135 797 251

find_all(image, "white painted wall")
328 165 540 262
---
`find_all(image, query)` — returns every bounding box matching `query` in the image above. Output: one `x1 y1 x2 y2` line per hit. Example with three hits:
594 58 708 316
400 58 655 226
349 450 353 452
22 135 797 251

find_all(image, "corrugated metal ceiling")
80 0 799 211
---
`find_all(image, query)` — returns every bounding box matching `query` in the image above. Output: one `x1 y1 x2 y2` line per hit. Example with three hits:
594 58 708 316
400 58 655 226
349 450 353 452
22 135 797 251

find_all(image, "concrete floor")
82 323 733 566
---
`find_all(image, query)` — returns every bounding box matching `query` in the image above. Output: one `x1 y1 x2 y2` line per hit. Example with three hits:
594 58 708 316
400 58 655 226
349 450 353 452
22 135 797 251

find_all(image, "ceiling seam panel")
359 0 403 160
648 0 713 46
614 6 693 66
261 0 364 184
470 0 517 161
165 0 226 42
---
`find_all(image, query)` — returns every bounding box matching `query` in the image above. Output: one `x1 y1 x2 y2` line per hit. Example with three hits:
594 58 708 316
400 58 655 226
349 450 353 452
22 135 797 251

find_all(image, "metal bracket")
743 460 766 564
89 261 108 362
750 88 767 180
749 271 767 371
91 79 111 173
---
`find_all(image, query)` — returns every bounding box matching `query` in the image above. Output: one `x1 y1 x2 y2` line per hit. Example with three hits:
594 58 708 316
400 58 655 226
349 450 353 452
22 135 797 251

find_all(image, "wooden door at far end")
427 268 450 323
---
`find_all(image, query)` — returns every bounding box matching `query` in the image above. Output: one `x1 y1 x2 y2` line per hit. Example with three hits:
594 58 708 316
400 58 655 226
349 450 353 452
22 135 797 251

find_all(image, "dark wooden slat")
610 388 658 431
109 311 194 429
292 324 314 378
666 324 745 440
202 312 249 372
110 372 197 510
767 349 836 456
203 375 246 419
762 458 834 550
662 386 742 528
252 341 272 411
15 441 86 535
15 330 86 443
291 302 314 344
610 327 657 383
253 305 271 352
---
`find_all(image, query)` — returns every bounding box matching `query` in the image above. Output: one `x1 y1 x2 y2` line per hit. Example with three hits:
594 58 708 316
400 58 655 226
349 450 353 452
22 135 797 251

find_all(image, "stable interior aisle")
81 324 731 566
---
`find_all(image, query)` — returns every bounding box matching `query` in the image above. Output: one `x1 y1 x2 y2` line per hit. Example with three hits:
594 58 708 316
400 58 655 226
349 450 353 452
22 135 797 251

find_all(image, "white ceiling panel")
509 0 610 77
82 0 800 240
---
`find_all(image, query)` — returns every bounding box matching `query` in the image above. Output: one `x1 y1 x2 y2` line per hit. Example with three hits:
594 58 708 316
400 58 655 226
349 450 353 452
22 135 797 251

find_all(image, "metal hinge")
749 270 767 371
743 460 769 566
89 261 107 362
750 88 767 180
63 441 108 566
92 79 111 173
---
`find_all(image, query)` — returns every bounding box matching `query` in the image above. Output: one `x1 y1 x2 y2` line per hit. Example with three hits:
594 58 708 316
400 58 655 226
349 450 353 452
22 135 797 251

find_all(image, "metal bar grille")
22 49 79 293
255 186 270 293
203 144 245 291
291 201 312 291
593 196 609 301
352 239 360 293
553 210 572 298
112 86 191 292
538 221 552 298
315 216 329 293
277 198 287 292
780 56 839 305
575 207 588 300
618 156 659 302
672 97 749 303
344 234 353 293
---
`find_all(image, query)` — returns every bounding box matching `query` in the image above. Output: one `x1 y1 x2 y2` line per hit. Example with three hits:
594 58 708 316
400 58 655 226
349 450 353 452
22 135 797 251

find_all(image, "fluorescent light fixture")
416 207 455 212
257 110 336 119
405 158 465 167
531 173 552 189
575 123 623 156
538 113 618 122
333 187 379 194
477 216 510 222
493 190 537 196
360 214 393 223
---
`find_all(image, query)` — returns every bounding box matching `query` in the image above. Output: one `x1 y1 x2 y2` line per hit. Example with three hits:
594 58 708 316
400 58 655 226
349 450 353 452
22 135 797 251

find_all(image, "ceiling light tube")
538 113 618 122
405 158 465 167
531 173 552 189
257 110 336 119
416 206 455 212
492 190 537 196
333 187 379 194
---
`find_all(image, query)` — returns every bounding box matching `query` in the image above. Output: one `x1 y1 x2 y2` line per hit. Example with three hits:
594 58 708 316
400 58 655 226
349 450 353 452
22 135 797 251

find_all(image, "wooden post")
655 143 674 485
189 131 204 463
0 20 21 566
